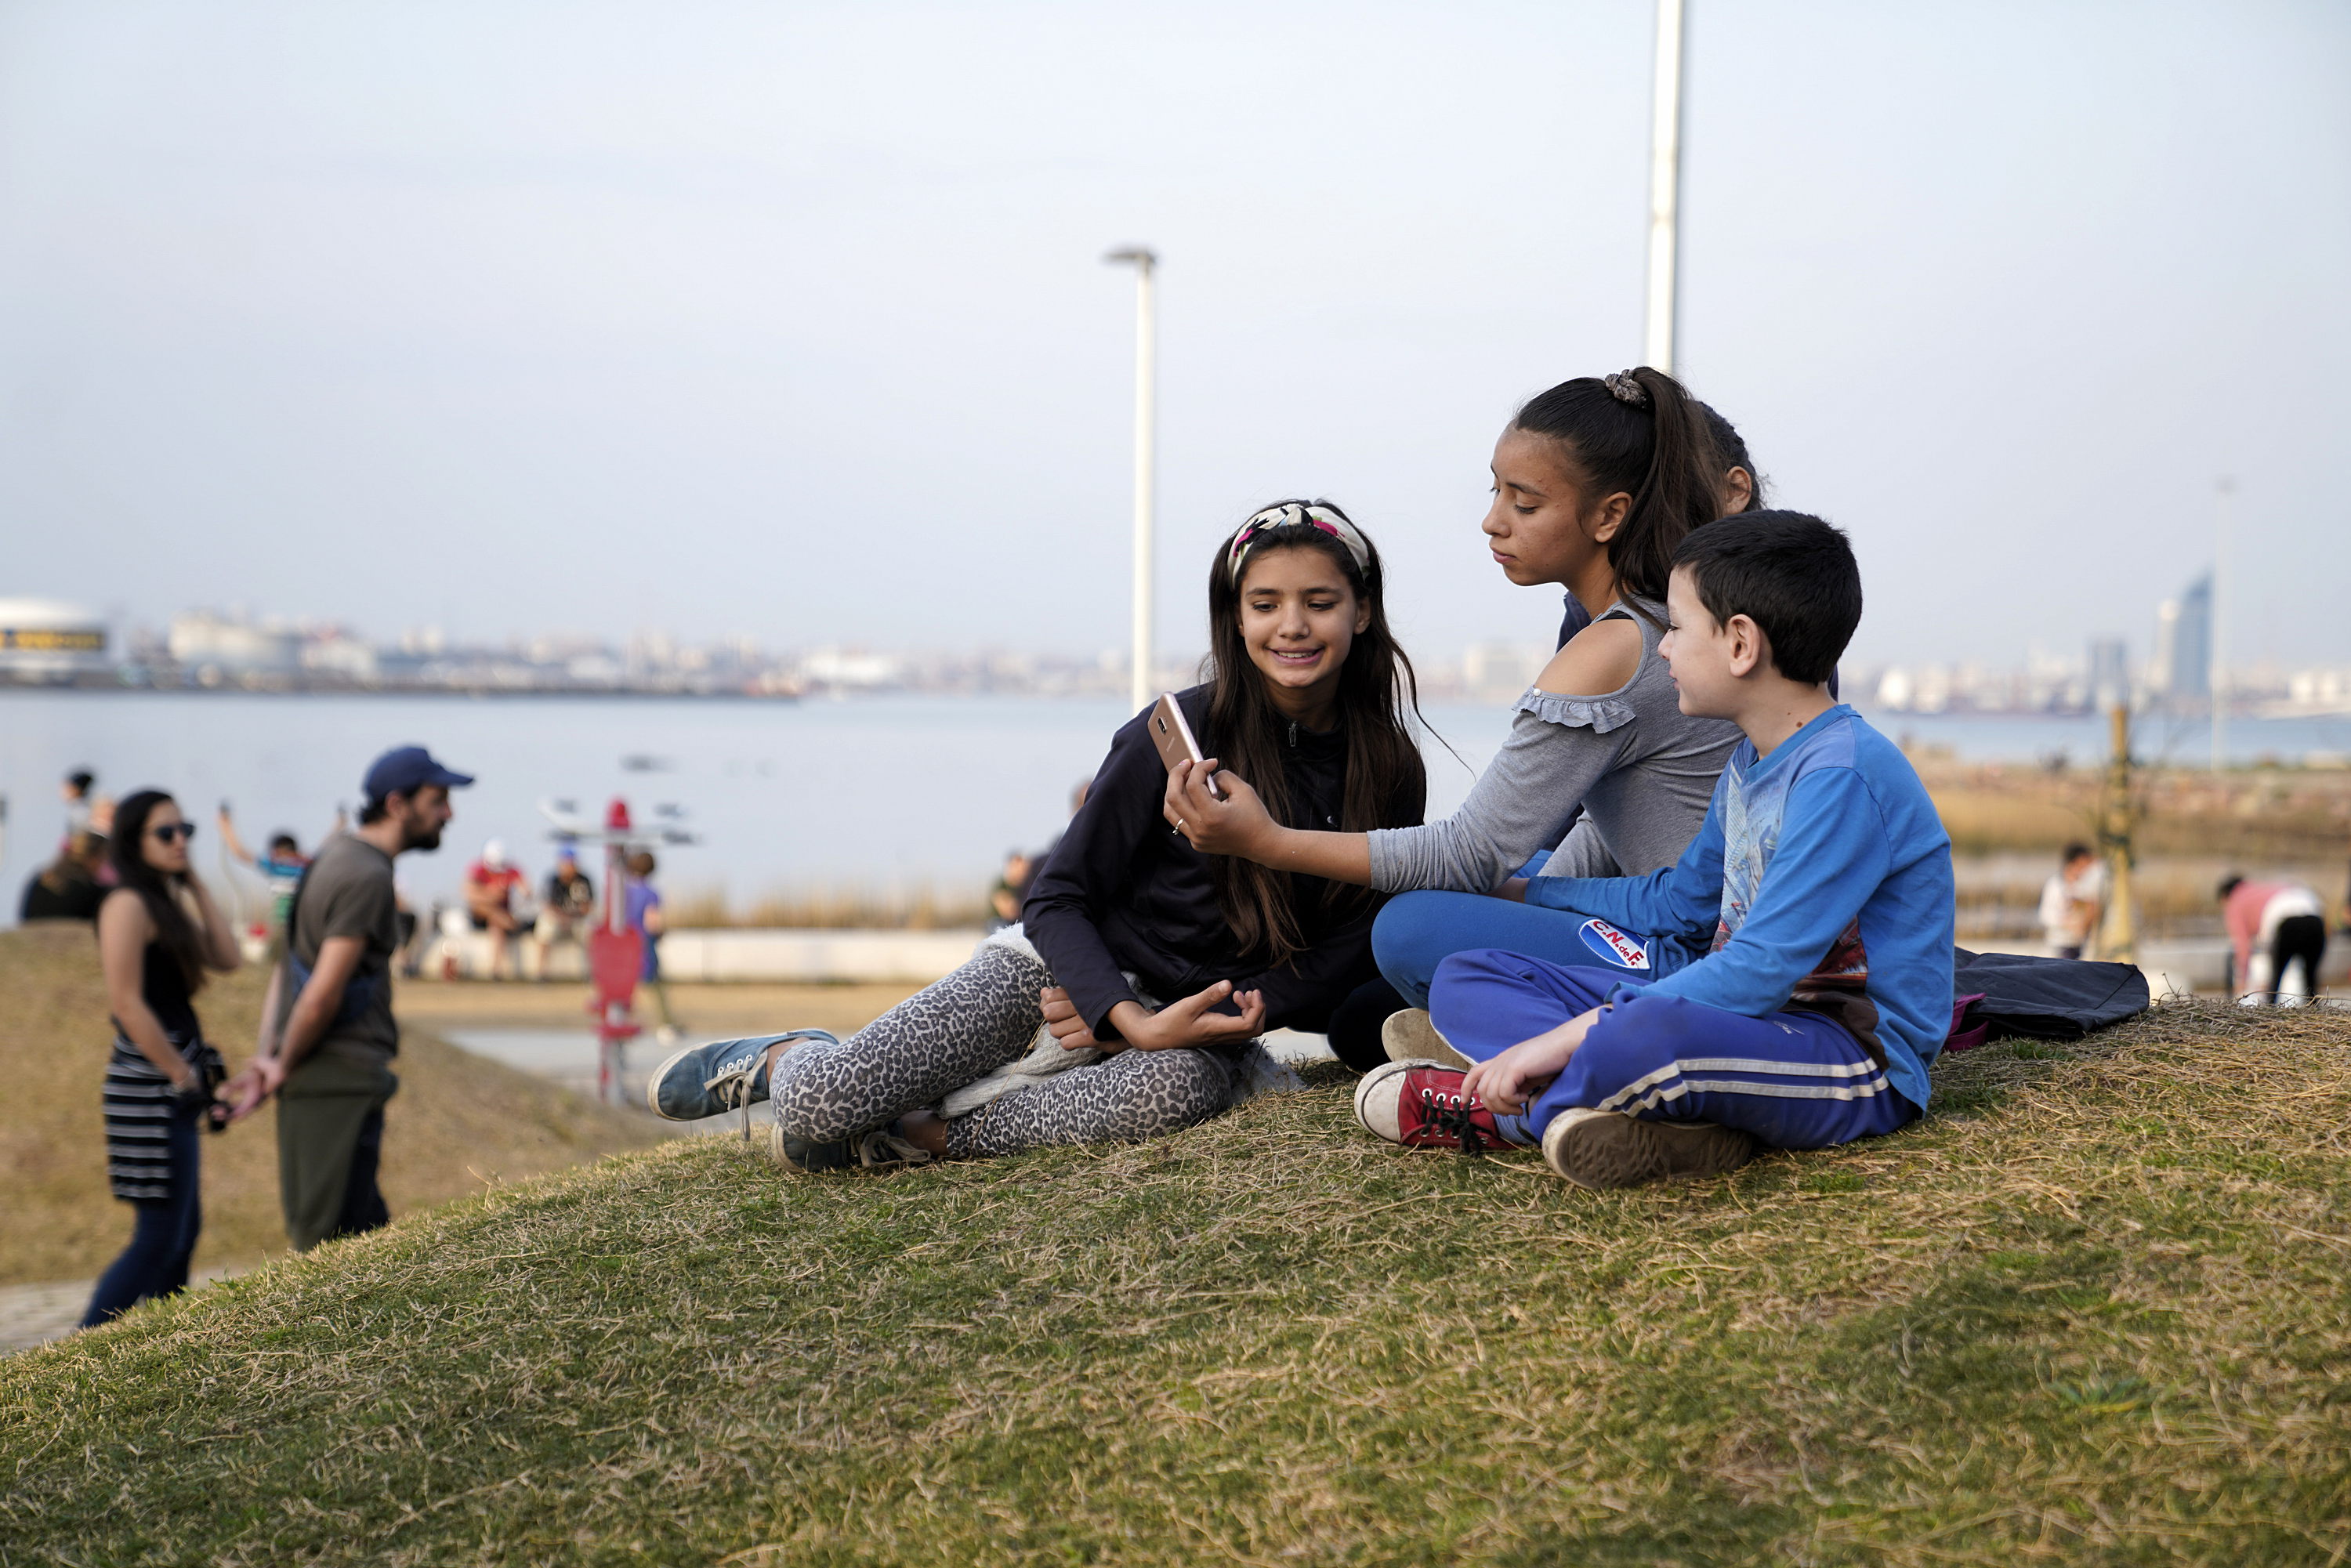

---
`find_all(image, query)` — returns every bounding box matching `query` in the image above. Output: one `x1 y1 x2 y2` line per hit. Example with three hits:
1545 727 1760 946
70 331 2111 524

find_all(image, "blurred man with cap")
229 744 472 1251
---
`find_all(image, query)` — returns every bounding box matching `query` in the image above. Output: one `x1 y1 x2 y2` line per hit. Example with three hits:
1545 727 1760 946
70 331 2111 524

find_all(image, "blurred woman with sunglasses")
82 790 244 1327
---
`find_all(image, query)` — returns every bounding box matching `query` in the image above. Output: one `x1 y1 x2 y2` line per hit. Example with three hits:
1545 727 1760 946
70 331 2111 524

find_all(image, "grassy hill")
0 925 668 1285
4 999 2348 1565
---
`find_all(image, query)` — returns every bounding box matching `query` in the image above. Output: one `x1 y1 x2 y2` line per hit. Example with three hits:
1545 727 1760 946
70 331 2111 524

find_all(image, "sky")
0 0 2346 672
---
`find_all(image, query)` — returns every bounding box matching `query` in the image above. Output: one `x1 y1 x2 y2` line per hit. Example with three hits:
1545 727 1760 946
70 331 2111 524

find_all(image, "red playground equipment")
537 791 694 1105
585 797 645 1104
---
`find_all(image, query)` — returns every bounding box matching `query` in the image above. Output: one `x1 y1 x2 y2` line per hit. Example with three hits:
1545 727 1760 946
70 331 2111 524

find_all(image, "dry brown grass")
0 925 670 1286
5 997 2347 1563
1919 757 2351 862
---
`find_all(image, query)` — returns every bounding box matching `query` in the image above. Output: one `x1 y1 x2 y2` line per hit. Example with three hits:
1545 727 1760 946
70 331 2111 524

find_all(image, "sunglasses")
148 822 198 844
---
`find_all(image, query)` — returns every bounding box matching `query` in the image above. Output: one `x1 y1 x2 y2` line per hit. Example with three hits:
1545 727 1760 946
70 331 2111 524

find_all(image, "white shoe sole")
1353 1057 1458 1143
644 1039 707 1120
1539 1107 1755 1190
1381 1009 1472 1070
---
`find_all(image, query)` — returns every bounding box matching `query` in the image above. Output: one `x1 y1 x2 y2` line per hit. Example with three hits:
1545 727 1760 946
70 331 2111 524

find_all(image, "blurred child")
2037 842 2104 961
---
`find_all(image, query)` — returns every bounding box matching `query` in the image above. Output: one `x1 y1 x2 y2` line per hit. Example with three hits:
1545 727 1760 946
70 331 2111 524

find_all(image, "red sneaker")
1353 1059 1504 1154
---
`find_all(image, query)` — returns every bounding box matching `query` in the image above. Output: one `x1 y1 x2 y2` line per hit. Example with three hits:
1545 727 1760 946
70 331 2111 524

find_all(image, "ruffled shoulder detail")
1514 688 1637 734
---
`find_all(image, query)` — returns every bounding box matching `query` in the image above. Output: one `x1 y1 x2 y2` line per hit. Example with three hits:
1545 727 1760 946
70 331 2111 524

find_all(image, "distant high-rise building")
2150 572 2211 704
2087 637 2130 712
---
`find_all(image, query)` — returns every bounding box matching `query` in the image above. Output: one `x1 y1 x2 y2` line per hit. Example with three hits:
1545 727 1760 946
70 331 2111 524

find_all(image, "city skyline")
5 574 2348 719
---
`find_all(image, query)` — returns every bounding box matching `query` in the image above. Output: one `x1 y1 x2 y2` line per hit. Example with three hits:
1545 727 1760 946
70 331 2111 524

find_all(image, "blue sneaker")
644 1030 838 1124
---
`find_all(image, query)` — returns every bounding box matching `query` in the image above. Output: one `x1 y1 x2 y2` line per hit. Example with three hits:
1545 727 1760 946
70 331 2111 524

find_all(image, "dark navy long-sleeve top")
1020 685 1385 1040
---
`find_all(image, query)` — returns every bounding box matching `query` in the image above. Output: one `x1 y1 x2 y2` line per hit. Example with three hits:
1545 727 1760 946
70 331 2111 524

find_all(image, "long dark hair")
107 790 208 994
1512 366 1722 605
1201 503 1427 967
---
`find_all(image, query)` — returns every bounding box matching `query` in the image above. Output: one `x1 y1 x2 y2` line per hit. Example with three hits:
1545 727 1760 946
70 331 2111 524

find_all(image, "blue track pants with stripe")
1428 948 1921 1150
1372 889 1705 1007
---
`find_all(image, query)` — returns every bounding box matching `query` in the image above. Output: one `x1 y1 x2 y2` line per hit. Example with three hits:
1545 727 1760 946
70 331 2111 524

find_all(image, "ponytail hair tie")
1603 370 1650 408
1224 501 1373 585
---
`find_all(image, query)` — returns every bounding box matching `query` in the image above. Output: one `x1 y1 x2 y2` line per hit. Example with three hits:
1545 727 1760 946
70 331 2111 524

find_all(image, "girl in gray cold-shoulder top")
1165 367 1747 1068
1370 590 1735 894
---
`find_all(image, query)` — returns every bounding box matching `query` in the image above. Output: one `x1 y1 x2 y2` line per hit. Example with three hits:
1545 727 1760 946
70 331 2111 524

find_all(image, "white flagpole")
1106 248 1157 713
1644 0 1686 374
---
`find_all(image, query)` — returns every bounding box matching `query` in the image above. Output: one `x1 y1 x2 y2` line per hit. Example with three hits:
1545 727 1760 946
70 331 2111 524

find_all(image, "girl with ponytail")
646 501 1426 1167
1169 368 1747 1066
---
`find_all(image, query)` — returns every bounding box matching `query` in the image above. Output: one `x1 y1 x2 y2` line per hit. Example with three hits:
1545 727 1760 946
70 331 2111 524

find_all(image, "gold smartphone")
1148 693 1223 798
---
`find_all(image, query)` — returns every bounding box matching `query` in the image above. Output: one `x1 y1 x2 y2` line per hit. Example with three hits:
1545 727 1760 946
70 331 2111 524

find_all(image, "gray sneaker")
1381 1009 1473 1070
1539 1107 1755 1190
769 1120 935 1175
644 1030 837 1124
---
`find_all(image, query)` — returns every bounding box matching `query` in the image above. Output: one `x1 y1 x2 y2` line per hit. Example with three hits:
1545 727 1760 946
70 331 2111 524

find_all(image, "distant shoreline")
1 679 2340 727
0 679 803 702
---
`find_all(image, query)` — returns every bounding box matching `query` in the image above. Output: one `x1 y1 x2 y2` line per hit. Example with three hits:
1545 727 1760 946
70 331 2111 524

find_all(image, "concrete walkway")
2 1267 243 1356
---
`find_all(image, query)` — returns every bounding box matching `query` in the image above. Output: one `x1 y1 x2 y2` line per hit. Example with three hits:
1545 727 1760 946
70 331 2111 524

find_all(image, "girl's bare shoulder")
96 885 152 943
1534 617 1642 697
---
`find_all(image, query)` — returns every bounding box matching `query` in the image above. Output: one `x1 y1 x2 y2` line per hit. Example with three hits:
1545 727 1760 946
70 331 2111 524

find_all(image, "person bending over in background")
646 502 1426 1167
1356 512 1954 1190
2218 875 2328 1005
82 791 245 1327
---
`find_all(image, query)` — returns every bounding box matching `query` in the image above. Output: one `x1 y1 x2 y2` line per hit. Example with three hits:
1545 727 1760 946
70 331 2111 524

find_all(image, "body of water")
4 690 2345 927
0 690 1512 924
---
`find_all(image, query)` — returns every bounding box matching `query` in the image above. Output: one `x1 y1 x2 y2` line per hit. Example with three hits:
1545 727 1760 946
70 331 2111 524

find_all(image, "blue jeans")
83 1104 201 1327
1371 889 1701 1008
1429 951 1920 1149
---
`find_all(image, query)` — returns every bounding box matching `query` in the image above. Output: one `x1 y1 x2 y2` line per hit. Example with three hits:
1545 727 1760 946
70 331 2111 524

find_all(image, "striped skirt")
102 1037 223 1202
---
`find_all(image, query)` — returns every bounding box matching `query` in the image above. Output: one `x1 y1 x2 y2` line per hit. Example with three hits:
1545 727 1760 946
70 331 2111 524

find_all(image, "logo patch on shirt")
1579 918 1650 970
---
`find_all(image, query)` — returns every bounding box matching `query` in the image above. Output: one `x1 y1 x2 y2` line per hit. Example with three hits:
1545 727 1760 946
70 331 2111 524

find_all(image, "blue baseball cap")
362 745 476 804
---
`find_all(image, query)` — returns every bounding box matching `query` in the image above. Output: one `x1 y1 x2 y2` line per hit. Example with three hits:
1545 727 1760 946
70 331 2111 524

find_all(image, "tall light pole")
2212 476 2233 773
1105 247 1157 714
1643 0 1686 375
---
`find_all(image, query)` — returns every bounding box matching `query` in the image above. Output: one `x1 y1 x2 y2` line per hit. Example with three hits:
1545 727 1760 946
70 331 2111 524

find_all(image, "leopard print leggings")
767 941 1235 1160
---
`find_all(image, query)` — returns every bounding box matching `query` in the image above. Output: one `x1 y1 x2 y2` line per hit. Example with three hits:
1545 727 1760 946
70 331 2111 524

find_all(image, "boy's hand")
1462 1005 1607 1114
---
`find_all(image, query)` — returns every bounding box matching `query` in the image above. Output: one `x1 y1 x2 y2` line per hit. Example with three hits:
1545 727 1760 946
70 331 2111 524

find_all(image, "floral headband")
1223 501 1372 585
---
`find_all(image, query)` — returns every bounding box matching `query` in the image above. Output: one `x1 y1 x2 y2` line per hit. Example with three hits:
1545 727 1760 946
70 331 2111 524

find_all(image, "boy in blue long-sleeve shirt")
1354 511 1954 1188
